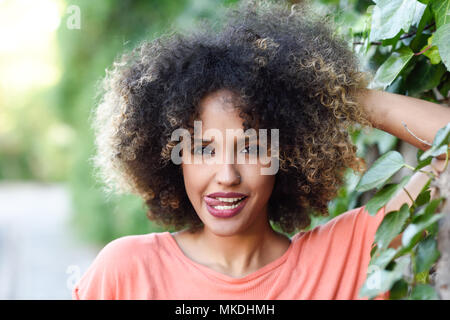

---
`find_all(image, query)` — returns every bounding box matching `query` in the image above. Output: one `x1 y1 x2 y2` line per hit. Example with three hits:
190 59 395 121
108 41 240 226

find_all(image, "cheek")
181 164 206 204
243 165 276 197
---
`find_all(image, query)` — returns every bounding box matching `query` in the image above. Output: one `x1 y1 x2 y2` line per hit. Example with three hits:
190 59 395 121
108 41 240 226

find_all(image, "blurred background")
0 0 446 299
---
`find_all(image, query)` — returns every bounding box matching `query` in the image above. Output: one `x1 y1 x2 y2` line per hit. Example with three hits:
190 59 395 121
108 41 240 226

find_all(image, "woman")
72 0 449 299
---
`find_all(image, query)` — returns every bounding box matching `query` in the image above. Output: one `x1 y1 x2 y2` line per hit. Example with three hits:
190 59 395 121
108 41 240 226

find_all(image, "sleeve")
72 237 133 300
308 204 389 300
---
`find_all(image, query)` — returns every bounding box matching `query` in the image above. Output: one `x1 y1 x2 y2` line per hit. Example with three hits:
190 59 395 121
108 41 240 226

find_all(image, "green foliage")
365 175 411 216
368 0 426 43
415 236 440 273
338 0 450 299
355 151 405 192
358 123 449 299
374 203 410 249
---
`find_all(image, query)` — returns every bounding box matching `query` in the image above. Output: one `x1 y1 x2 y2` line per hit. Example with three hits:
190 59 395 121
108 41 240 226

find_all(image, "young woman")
72 0 449 300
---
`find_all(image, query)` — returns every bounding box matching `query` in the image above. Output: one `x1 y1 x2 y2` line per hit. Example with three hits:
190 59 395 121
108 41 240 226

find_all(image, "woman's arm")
357 89 450 160
356 89 450 249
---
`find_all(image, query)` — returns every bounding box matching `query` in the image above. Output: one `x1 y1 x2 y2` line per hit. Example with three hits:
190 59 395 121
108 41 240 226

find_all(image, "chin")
202 217 246 237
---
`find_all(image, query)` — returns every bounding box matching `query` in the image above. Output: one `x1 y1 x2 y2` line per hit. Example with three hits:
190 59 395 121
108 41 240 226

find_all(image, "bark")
433 167 450 299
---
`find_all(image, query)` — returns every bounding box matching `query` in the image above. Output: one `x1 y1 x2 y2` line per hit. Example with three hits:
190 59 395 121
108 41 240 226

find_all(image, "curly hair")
91 0 374 235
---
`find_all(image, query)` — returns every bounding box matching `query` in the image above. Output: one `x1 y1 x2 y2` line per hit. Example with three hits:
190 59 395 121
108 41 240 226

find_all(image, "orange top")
72 205 389 300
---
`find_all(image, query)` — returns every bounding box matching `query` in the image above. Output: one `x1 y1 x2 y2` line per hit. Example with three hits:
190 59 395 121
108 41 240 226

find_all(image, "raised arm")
356 89 450 249
357 88 450 161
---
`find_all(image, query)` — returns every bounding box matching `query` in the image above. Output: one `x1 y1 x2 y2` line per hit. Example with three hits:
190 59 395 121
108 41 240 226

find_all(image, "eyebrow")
194 136 258 143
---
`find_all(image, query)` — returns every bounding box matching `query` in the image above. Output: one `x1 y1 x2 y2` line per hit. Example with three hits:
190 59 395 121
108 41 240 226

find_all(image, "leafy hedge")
344 0 450 299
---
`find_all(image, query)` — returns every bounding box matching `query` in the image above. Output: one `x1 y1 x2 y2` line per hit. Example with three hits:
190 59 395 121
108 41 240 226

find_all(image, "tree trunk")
433 167 450 299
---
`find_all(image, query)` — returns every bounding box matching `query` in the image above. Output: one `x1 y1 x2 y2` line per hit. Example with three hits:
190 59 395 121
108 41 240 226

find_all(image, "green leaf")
415 236 440 273
359 256 410 299
369 47 414 90
431 0 450 28
405 59 446 96
389 279 409 300
431 122 450 148
414 189 431 207
397 231 424 256
419 122 450 160
418 34 441 65
433 24 450 71
411 5 433 52
370 248 398 269
409 284 439 300
423 46 442 65
370 0 427 42
439 77 450 97
402 213 444 247
375 204 410 249
415 149 432 170
413 197 445 222
365 175 412 216
355 151 405 192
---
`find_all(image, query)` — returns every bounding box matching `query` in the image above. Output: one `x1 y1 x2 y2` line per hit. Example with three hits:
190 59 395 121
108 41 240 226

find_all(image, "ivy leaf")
422 35 442 65
415 150 432 170
431 0 450 28
411 5 433 52
355 151 405 192
414 189 431 207
439 77 450 97
359 256 410 299
375 203 410 250
415 236 440 273
397 232 424 256
389 279 409 300
402 213 444 247
433 24 450 71
365 175 412 216
432 122 450 147
369 47 414 89
370 247 398 269
406 59 446 96
413 197 445 222
409 284 439 300
419 122 450 161
369 0 426 42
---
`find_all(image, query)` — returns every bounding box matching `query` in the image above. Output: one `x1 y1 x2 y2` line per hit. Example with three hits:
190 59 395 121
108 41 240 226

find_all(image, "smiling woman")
73 0 392 300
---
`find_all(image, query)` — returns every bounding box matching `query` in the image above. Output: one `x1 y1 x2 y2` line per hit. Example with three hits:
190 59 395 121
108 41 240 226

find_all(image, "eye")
193 145 215 156
241 144 260 154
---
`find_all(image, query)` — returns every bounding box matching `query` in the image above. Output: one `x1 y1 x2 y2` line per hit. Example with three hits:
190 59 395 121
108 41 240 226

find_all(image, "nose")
215 163 241 186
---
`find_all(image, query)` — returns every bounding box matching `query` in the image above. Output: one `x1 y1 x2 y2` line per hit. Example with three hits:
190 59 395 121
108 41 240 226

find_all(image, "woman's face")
181 89 276 237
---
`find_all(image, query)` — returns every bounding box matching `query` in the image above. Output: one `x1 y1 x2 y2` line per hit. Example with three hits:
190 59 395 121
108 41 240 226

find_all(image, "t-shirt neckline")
164 231 295 284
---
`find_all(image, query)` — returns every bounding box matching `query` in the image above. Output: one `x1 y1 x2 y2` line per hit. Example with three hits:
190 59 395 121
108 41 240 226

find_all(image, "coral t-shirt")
72 205 389 300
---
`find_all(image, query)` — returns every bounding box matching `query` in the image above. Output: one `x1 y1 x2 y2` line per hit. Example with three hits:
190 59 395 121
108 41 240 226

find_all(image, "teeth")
215 197 245 202
212 198 245 210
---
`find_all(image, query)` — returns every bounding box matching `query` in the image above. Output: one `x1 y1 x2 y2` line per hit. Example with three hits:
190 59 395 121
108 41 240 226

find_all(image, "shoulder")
97 233 161 261
292 205 386 242
72 232 167 300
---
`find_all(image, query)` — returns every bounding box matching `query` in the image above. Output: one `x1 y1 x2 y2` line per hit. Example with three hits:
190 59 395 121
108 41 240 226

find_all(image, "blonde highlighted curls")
91 0 374 234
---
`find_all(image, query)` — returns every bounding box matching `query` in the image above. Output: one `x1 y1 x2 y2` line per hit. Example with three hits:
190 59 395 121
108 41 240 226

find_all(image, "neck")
191 212 290 277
